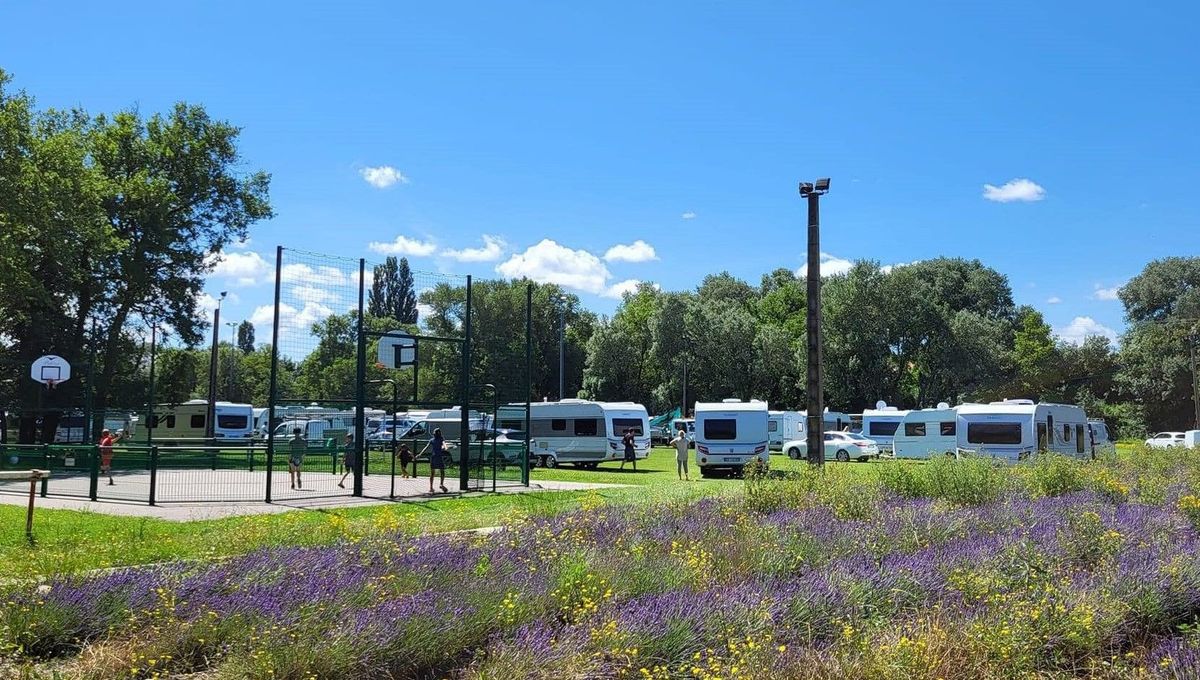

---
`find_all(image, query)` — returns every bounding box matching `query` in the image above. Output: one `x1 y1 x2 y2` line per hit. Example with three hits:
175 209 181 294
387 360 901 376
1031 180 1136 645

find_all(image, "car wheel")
787 447 800 460
544 456 557 469
836 449 850 463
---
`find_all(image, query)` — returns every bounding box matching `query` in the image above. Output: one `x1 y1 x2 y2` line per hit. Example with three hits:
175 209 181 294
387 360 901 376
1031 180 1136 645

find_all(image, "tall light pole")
799 178 830 467
226 321 238 399
1190 331 1200 430
557 295 567 401
206 291 227 441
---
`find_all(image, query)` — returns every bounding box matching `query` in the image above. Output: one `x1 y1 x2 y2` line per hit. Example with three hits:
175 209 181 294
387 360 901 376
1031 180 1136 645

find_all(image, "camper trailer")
853 402 911 454
495 399 650 468
694 399 770 477
956 400 1090 462
148 400 255 443
767 411 805 451
1088 419 1116 456
891 404 959 459
670 418 696 447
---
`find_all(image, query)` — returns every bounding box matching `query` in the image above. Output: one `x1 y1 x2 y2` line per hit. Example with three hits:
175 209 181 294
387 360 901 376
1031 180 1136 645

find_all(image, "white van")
694 399 769 477
854 402 910 454
273 419 344 448
956 400 1090 462
1088 419 1116 456
767 411 804 451
148 400 255 443
495 399 650 469
891 404 958 459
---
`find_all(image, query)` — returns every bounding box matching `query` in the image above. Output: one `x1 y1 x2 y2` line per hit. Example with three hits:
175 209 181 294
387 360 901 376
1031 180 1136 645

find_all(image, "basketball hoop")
45 379 57 391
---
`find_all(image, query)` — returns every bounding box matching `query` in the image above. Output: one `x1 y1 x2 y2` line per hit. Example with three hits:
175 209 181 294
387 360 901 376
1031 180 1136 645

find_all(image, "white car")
783 431 881 462
1145 432 1187 449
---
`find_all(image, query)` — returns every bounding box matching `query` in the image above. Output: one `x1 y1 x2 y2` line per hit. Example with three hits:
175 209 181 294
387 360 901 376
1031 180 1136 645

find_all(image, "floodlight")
814 178 831 192
798 182 814 196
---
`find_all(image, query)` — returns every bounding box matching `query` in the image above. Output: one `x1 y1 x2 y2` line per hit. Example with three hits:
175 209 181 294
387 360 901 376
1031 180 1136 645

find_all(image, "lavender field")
5 451 1200 679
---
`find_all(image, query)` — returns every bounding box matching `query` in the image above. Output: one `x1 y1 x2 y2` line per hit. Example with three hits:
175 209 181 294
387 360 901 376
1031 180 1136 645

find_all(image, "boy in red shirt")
98 428 122 485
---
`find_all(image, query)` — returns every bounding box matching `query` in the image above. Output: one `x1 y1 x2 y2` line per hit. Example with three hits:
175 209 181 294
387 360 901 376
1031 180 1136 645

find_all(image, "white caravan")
694 399 770 477
956 400 1090 462
148 400 255 443
1088 419 1116 456
670 418 696 447
891 404 958 459
767 411 805 451
854 402 911 454
495 399 650 469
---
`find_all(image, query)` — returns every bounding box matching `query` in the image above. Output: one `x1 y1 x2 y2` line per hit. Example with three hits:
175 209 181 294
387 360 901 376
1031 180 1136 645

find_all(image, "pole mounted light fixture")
799 177 830 467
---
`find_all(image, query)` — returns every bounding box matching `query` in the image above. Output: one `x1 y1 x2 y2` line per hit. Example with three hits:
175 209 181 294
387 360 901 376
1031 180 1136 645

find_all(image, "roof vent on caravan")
875 400 887 410
992 398 1035 406
936 402 951 409
722 398 742 403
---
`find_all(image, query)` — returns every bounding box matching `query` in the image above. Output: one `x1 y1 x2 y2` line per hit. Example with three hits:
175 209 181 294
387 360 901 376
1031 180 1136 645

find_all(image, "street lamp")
206 291 227 441
799 178 830 467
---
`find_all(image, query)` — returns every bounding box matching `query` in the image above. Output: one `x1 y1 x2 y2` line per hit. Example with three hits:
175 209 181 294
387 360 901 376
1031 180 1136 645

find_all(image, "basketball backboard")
377 332 416 368
31 355 71 385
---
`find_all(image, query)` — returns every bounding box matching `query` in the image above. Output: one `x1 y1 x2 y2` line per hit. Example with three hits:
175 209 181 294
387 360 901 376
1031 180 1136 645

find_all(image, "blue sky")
5 1 1197 347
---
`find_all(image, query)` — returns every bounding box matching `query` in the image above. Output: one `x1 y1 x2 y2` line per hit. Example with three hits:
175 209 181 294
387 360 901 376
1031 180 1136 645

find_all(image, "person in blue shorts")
337 432 358 489
420 428 453 493
288 428 307 490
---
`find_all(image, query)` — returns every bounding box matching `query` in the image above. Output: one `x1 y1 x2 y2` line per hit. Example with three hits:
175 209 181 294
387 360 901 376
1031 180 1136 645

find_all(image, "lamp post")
206 291 227 442
799 178 831 467
1190 331 1200 430
367 379 398 498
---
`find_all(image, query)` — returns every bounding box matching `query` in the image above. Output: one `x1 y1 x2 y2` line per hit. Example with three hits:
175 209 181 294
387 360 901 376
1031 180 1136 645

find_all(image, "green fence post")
148 446 159 506
523 282 533 487
264 246 284 504
40 444 50 497
89 445 99 500
459 275 472 491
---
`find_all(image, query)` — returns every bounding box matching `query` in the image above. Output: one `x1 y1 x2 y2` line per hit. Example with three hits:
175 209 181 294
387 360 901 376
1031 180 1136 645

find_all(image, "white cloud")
196 291 239 313
359 165 408 189
880 260 922 274
797 252 854 278
1093 283 1122 301
441 235 507 262
281 263 349 286
368 235 438 257
603 240 659 263
982 178 1046 203
496 239 611 294
249 301 335 335
603 279 644 299
291 285 340 304
207 251 271 286
1046 296 1062 304
231 238 252 249
1055 316 1118 346
681 211 697 220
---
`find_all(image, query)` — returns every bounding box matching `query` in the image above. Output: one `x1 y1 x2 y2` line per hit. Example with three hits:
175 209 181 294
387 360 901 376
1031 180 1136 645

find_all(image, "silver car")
783 431 881 462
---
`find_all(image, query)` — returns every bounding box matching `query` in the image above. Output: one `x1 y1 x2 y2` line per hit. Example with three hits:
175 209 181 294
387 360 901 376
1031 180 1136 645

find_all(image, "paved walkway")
0 469 627 521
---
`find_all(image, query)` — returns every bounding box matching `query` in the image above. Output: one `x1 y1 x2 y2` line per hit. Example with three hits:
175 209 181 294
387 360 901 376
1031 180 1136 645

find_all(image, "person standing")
395 442 413 478
670 427 690 481
98 428 122 485
288 427 307 490
420 428 453 493
619 428 637 471
337 432 358 489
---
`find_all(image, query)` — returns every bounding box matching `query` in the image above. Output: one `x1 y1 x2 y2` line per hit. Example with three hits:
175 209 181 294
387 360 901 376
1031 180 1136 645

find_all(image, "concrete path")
0 469 627 521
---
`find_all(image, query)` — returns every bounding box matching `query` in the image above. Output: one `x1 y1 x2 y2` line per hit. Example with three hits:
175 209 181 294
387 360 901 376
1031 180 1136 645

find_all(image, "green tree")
236 320 255 354
369 256 419 324
1008 307 1062 399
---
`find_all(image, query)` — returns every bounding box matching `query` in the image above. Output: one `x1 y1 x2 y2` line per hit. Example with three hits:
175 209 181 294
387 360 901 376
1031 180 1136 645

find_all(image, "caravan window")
190 415 205 429
768 420 778 432
703 419 737 440
966 422 1022 445
612 418 643 435
551 419 566 432
574 419 599 436
940 421 956 436
1076 425 1085 454
904 422 926 437
218 414 248 429
1063 424 1072 442
868 421 900 437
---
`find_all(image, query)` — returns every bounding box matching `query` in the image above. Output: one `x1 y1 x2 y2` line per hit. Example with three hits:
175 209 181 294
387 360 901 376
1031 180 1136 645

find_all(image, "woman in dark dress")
619 428 637 471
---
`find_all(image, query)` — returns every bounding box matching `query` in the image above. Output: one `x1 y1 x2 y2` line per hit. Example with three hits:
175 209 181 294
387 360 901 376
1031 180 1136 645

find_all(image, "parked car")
783 431 881 462
1145 432 1187 449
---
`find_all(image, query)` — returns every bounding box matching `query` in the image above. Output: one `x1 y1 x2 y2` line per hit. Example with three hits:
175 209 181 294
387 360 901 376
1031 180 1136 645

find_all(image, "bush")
1026 453 1088 498
923 455 1009 506
875 460 929 499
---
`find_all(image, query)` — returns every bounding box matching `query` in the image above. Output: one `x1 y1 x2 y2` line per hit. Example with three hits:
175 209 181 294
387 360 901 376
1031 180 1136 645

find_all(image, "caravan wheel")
787 447 801 460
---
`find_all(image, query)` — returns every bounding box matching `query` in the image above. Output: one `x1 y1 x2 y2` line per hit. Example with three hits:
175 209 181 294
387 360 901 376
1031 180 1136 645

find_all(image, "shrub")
923 455 1009 506
875 460 929 499
1027 453 1088 498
